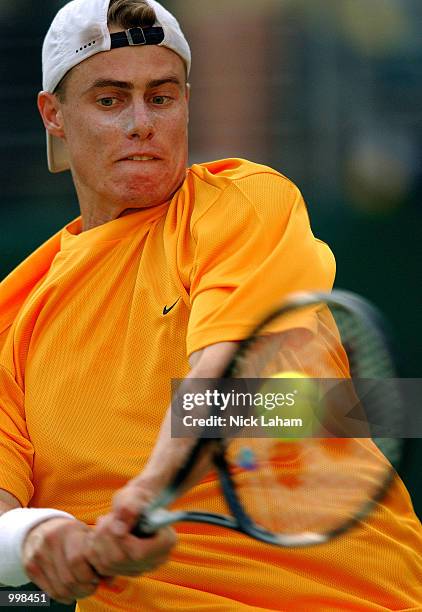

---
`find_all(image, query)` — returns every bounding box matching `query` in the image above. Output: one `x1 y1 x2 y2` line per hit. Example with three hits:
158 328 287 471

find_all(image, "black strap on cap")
110 26 165 49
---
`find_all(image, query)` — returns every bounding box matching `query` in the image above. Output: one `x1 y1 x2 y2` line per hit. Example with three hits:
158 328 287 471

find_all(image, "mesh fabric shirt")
0 159 421 610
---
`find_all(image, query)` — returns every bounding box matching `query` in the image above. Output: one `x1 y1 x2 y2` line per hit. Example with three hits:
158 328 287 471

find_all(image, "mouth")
120 155 159 162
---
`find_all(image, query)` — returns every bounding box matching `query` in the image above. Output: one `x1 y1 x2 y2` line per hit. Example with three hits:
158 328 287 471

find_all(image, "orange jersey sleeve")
186 160 335 355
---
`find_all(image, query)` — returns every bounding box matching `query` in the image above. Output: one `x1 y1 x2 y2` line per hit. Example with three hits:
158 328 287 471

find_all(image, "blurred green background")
1 0 421 608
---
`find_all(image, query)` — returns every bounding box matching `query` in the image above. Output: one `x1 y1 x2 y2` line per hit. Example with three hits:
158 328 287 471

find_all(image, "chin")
108 161 186 205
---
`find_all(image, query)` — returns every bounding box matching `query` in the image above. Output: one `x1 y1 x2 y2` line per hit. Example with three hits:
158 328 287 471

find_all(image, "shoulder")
188 158 297 191
186 158 304 230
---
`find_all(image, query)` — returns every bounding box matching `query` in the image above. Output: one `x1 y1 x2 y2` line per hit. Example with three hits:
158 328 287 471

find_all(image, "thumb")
111 481 156 530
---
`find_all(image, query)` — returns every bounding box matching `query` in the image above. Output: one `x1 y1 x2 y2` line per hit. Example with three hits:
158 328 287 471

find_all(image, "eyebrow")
84 76 183 94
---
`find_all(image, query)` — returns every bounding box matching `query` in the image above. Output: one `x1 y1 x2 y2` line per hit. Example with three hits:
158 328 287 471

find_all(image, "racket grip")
131 515 157 539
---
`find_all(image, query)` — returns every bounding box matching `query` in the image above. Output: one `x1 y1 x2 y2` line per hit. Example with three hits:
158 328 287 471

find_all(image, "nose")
124 99 154 141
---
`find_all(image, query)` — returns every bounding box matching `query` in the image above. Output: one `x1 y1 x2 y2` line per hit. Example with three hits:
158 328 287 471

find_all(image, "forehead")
65 44 186 93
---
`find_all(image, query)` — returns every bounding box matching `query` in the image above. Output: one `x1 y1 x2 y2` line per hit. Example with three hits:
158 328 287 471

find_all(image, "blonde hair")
107 0 156 29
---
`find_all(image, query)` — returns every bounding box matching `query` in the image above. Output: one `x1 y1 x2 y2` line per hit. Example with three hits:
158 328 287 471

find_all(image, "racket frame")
133 290 401 547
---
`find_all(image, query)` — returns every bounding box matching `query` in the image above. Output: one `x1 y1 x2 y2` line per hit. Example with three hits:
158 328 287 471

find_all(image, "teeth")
127 156 155 161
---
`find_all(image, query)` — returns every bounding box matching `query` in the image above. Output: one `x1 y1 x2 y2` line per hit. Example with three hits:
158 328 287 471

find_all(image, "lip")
118 153 162 162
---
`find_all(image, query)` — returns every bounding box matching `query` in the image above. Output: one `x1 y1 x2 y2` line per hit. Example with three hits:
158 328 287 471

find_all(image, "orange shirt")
0 159 421 610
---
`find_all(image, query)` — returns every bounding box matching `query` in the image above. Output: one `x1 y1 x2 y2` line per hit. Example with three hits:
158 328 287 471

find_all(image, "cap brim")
47 132 70 173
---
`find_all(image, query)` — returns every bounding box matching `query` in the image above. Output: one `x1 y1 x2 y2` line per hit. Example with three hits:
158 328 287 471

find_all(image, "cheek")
166 115 189 156
64 109 119 156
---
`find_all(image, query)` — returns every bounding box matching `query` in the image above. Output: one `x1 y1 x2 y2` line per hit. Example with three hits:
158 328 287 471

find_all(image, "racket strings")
233 333 289 378
224 300 399 539
336 312 403 465
228 438 391 535
335 311 393 378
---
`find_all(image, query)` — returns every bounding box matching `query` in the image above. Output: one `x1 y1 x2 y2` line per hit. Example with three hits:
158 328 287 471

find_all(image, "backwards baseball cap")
42 0 191 173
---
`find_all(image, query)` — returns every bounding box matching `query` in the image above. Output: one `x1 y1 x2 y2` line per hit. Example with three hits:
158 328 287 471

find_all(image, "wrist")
0 507 76 586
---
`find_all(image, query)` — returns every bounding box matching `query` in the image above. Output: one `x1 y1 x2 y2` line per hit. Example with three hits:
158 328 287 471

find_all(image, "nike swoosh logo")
162 298 180 316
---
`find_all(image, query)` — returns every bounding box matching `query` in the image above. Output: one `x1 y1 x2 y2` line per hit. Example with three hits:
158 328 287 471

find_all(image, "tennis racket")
132 290 404 547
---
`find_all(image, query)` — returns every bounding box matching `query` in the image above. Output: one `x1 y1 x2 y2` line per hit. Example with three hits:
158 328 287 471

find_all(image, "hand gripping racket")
132 290 404 547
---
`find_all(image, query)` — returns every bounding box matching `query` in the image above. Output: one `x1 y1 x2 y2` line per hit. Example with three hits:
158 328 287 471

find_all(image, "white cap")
42 0 191 173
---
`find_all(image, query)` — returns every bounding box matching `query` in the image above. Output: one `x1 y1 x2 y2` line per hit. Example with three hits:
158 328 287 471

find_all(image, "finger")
89 515 176 578
87 530 129 577
27 557 76 606
46 524 100 601
54 555 99 600
42 525 80 594
23 519 100 602
95 513 128 538
108 526 176 574
63 529 102 586
88 531 165 577
26 562 56 602
24 535 70 602
125 526 177 561
111 483 153 527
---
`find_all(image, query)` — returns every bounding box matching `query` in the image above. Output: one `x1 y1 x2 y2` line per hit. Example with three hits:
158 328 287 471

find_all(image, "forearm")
135 406 218 500
134 341 237 497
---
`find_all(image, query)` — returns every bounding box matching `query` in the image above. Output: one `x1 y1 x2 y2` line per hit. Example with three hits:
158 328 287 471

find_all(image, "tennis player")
0 0 421 609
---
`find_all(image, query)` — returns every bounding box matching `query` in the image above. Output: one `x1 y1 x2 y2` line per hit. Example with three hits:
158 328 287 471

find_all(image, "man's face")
51 44 189 215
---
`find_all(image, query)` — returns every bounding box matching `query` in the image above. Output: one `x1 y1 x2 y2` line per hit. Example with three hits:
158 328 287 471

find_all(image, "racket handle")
131 515 157 538
132 508 177 537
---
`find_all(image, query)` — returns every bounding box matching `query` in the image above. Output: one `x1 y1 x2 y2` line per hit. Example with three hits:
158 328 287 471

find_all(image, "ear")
185 83 191 124
37 91 65 138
